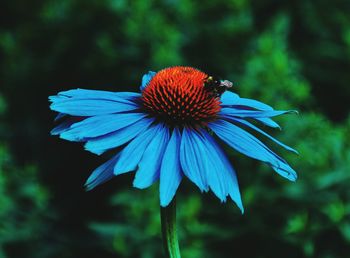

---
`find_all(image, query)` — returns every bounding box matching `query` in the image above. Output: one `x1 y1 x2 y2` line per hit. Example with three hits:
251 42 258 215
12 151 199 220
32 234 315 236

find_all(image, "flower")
49 66 298 213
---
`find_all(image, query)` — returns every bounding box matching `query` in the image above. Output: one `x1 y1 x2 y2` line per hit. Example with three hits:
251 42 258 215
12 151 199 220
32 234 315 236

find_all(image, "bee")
204 75 233 97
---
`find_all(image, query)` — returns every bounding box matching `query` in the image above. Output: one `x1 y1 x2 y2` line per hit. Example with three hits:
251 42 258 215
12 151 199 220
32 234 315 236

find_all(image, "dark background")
0 0 350 257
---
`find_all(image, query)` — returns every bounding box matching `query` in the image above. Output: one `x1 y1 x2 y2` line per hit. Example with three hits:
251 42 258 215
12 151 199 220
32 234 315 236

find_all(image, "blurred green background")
1 0 350 257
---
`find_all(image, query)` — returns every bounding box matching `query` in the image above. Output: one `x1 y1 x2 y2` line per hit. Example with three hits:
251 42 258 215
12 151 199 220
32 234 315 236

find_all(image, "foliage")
0 98 54 257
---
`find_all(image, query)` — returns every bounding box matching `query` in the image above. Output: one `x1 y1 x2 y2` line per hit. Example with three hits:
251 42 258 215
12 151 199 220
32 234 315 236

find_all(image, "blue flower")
49 66 298 213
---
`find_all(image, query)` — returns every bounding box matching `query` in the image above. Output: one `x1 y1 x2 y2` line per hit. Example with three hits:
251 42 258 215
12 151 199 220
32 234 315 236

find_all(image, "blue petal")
220 91 273 111
84 117 154 155
220 91 240 105
254 117 281 129
49 95 68 103
133 124 170 189
84 154 120 190
220 107 297 118
50 98 139 116
113 124 160 175
49 89 140 117
199 129 244 212
209 120 297 181
179 128 208 192
52 89 140 103
51 118 76 135
229 118 298 154
231 98 273 111
60 113 146 141
180 128 243 211
140 71 156 91
54 113 67 121
160 127 183 207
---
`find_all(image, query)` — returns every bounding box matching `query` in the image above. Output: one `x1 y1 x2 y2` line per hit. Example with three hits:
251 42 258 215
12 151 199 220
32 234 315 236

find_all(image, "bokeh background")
1 0 350 257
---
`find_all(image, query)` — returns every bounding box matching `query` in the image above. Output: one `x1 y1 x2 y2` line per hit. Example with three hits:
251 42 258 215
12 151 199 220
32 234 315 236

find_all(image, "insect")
204 75 233 97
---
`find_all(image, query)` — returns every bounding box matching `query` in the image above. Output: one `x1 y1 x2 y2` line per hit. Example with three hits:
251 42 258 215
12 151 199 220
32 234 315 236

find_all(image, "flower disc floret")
141 67 221 127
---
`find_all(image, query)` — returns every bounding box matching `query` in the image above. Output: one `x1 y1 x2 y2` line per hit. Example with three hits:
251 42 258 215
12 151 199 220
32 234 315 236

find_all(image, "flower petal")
60 113 146 141
180 128 208 192
113 124 160 175
160 128 183 207
84 154 120 190
50 98 139 116
220 107 297 118
51 118 77 135
220 91 239 105
84 117 154 155
51 89 140 103
54 113 67 121
133 124 170 189
199 129 244 212
140 71 156 91
180 128 243 211
231 98 273 111
209 120 297 181
220 91 273 111
254 117 281 129
230 118 298 154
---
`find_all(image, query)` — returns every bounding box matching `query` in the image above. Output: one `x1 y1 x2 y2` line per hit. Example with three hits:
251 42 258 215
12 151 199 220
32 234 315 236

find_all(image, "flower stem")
160 197 181 258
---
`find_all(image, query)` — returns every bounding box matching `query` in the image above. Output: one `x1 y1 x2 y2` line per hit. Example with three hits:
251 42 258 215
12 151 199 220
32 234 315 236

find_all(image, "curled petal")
85 154 120 190
140 71 156 91
209 120 297 181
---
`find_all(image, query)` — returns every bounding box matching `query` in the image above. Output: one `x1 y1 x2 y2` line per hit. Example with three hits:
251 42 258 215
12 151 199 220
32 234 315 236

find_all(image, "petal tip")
160 197 172 207
132 177 149 190
239 206 245 214
289 110 299 115
84 183 93 192
286 171 298 182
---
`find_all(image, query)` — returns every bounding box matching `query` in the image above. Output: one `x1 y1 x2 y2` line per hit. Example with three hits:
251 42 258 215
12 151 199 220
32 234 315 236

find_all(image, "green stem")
160 197 181 258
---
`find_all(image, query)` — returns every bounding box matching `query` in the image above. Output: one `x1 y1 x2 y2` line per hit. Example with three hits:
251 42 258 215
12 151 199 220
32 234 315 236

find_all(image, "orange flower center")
142 66 221 127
